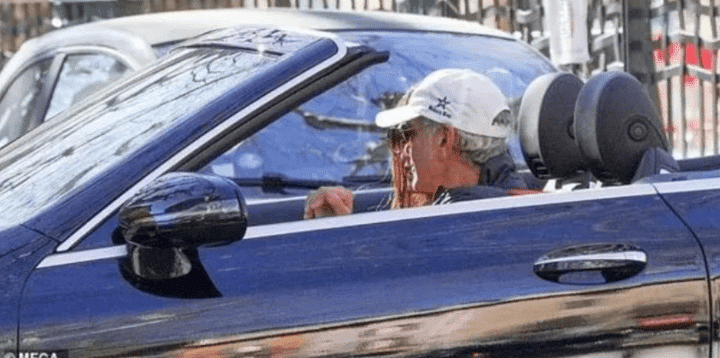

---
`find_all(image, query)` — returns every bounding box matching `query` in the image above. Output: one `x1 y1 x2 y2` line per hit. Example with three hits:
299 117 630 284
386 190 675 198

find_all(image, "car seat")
574 71 670 184
518 72 585 180
518 71 674 186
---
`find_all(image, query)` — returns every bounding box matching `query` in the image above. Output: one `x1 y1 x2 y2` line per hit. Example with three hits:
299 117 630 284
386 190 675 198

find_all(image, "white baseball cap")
375 68 512 138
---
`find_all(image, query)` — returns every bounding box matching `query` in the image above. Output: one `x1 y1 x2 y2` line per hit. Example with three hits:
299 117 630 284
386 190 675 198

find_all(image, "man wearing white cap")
304 68 527 218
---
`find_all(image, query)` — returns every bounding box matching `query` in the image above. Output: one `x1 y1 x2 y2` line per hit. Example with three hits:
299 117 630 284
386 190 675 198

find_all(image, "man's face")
388 118 444 195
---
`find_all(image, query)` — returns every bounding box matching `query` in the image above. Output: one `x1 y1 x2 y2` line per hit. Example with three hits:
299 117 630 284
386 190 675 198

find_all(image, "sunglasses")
386 122 418 146
386 119 435 154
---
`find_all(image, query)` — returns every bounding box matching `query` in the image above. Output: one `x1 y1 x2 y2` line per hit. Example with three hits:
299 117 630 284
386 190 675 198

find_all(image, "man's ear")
443 126 458 145
438 126 458 157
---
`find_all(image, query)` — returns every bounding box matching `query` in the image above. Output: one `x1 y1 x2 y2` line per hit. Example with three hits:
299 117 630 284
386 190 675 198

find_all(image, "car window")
201 31 556 200
0 47 282 231
337 31 555 110
0 26 346 234
0 59 53 147
45 53 130 120
203 110 389 199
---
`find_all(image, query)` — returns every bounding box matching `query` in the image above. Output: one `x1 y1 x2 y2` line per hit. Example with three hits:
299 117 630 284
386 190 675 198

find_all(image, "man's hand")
304 186 354 219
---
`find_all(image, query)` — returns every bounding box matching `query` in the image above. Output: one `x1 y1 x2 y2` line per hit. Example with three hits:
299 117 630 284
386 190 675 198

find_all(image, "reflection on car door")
18 184 709 357
653 178 720 358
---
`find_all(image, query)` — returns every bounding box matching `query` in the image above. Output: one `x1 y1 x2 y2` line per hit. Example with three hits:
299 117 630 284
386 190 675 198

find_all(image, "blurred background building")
0 0 717 158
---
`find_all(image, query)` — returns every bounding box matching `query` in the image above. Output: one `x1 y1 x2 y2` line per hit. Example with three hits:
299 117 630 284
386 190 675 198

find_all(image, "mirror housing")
119 172 248 281
120 172 248 249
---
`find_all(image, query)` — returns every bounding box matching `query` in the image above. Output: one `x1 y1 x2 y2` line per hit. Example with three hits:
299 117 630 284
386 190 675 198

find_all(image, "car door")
190 184 711 358
652 174 720 357
0 24 157 148
19 169 709 355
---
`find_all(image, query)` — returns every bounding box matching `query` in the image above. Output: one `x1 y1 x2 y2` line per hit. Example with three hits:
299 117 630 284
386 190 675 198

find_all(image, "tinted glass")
45 53 129 120
203 32 555 199
0 59 52 147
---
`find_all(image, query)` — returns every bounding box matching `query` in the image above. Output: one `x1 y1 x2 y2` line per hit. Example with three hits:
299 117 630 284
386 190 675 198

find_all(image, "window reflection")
0 48 279 230
45 53 129 120
0 59 52 147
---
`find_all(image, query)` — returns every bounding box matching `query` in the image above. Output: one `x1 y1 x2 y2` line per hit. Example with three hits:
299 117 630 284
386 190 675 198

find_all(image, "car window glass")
45 53 129 120
337 31 555 111
0 59 52 147
202 110 389 200
201 31 556 201
0 47 281 231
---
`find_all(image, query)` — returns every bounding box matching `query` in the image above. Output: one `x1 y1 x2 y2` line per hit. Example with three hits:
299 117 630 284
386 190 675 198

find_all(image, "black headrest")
518 73 584 179
574 72 668 184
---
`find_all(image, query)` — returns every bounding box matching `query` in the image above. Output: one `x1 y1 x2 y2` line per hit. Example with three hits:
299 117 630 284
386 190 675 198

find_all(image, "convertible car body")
1 25 718 358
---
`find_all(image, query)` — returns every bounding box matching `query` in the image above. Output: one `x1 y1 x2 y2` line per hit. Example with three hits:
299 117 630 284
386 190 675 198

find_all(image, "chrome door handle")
534 243 647 284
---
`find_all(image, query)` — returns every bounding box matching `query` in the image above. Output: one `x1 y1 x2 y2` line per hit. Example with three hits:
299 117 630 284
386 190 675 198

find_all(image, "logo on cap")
428 97 452 119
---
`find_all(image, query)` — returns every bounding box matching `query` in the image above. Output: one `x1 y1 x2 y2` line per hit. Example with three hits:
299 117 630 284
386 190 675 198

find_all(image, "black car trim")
240 184 659 240
39 183 664 268
53 32 351 253
244 187 391 206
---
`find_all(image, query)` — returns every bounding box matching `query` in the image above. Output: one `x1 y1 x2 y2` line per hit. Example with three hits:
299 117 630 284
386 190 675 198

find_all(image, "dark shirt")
433 150 528 204
432 185 509 204
479 150 528 190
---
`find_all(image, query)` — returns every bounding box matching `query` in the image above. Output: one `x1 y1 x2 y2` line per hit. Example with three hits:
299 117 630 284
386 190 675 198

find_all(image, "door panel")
0 228 55 355
654 180 720 357
19 186 709 357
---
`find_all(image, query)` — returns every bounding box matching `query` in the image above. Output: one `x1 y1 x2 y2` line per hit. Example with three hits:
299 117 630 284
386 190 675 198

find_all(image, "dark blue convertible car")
1 22 719 358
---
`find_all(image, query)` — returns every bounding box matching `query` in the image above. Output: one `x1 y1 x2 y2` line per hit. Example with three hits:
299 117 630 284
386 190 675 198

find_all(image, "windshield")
203 31 556 199
0 46 282 230
337 31 555 109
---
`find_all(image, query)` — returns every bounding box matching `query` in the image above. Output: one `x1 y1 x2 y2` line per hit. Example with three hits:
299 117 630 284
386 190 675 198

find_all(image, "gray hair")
419 114 509 167
455 127 508 165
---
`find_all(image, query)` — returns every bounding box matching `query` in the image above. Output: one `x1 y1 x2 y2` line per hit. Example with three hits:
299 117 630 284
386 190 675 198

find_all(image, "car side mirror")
119 172 248 280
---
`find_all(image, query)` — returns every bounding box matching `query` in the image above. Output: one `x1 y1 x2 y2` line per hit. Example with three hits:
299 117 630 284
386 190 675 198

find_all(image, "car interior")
243 70 690 227
518 71 684 188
